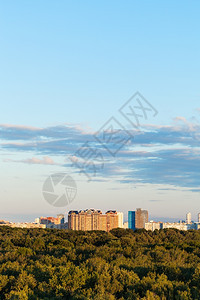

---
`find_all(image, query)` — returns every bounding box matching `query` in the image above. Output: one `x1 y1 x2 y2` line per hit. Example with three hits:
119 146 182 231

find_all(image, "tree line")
0 227 200 299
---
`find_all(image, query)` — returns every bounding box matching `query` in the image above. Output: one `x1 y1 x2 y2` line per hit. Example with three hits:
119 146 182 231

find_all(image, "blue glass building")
128 211 136 230
128 209 148 230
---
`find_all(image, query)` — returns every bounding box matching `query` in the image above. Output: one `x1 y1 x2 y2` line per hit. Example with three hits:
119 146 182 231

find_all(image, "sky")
0 1 200 222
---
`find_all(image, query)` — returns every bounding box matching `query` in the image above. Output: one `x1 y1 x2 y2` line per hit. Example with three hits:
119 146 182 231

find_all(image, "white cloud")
4 156 59 165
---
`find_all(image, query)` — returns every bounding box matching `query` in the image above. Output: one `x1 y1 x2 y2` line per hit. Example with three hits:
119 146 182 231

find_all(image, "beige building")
145 221 162 231
123 222 128 229
145 220 198 231
0 221 46 229
117 212 124 228
162 222 196 231
68 209 120 232
186 212 192 224
135 208 148 229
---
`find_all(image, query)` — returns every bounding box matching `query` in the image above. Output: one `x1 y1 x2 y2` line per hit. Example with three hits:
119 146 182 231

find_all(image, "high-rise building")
68 210 79 230
128 208 148 230
117 212 124 228
128 211 136 230
68 209 120 232
57 214 65 224
186 212 191 224
198 213 200 223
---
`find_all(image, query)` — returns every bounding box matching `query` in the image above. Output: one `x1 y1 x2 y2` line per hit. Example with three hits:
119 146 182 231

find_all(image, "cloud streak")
4 156 59 166
1 117 200 189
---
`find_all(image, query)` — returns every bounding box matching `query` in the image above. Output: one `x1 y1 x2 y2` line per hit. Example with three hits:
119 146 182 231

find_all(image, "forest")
0 227 200 299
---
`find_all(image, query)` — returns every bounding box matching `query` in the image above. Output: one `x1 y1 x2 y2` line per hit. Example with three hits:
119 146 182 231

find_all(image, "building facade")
128 208 148 230
37 214 66 229
123 222 128 229
145 221 162 231
68 209 120 232
117 212 124 228
145 221 197 231
128 211 136 230
162 222 195 230
198 213 200 223
186 212 192 224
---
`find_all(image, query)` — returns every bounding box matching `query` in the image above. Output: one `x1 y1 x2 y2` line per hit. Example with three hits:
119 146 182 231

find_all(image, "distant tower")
186 212 191 224
117 212 124 228
128 208 148 230
198 213 200 223
57 214 65 224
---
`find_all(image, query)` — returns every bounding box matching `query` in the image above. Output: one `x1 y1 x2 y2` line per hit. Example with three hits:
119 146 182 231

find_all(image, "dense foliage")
0 227 200 299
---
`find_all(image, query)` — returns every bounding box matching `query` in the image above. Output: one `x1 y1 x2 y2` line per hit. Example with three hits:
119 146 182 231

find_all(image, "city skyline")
1 207 200 226
1 207 200 234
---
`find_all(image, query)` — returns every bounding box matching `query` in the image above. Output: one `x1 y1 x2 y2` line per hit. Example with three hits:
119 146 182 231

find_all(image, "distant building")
37 214 66 229
145 219 199 231
117 212 124 228
0 221 46 229
68 209 120 232
0 220 10 225
162 222 195 231
195 223 200 230
145 221 162 231
186 212 192 224
198 213 200 223
34 218 40 224
128 211 135 230
128 208 148 230
123 222 128 229
57 214 65 224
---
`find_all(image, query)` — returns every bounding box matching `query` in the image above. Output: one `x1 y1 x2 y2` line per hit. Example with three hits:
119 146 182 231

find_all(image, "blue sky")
0 1 200 222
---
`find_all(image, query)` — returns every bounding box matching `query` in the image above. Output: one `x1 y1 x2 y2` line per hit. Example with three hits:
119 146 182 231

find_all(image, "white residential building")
145 221 162 231
186 212 192 224
117 212 124 228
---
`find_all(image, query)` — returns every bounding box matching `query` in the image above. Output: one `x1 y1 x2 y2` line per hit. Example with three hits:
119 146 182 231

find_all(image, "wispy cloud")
4 156 59 165
1 116 200 189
